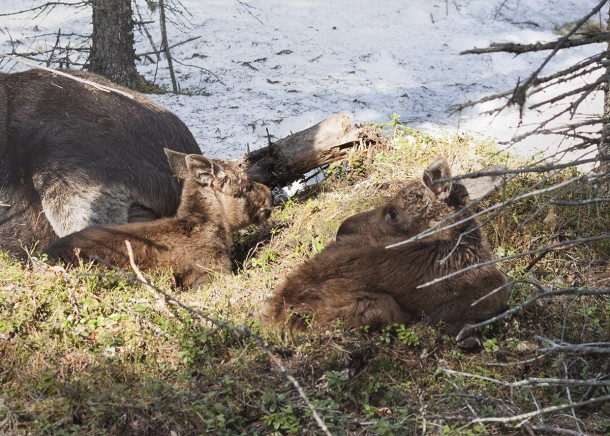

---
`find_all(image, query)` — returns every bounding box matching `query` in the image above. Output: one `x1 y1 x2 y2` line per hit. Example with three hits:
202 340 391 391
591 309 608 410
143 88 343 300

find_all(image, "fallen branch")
530 426 587 436
433 390 610 427
0 1 86 17
461 32 610 55
504 0 607 112
536 337 610 355
442 368 610 388
456 285 610 337
469 394 610 426
386 174 593 250
414 233 610 289
435 156 609 184
124 240 171 315
550 197 610 206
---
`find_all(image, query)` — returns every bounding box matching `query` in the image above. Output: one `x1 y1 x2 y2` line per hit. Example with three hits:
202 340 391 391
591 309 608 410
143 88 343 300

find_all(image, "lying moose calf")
261 158 509 349
45 149 273 289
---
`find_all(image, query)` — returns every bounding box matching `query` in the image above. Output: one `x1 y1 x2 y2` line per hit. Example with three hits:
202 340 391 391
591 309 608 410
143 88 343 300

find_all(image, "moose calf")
45 149 273 289
261 158 509 348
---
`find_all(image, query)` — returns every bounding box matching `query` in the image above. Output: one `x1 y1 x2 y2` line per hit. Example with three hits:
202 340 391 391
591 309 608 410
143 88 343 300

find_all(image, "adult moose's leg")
0 177 57 254
35 177 135 237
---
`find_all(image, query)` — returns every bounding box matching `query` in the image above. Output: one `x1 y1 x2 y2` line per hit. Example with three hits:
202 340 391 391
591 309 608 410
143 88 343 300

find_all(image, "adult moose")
261 158 509 349
45 149 273 289
0 68 202 255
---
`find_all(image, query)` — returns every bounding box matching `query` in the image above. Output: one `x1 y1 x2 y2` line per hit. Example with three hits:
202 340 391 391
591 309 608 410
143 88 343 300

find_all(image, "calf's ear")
460 165 505 201
165 148 190 179
186 155 227 186
423 157 452 200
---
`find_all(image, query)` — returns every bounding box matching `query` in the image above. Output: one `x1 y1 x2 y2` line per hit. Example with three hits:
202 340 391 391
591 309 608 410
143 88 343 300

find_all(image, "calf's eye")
386 209 399 222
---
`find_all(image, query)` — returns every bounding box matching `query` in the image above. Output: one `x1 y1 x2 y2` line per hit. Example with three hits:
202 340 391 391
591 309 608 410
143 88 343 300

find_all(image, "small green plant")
482 338 500 353
260 389 302 434
379 323 420 346
250 249 278 271
379 325 393 343
396 324 420 346
323 370 348 394
261 405 302 434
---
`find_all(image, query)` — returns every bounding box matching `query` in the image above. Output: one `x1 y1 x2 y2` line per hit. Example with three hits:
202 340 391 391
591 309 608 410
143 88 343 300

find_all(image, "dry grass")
1 122 609 435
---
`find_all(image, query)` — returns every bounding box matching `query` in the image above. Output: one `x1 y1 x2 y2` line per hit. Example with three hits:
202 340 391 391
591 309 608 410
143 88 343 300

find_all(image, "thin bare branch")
435 157 608 184
124 240 171 314
171 58 227 86
470 394 610 425
386 174 594 250
459 285 610 336
501 0 607 111
136 36 201 58
235 0 265 25
0 1 86 17
551 197 610 205
88 256 331 436
417 234 610 289
530 426 588 436
442 368 610 388
537 337 610 355
528 75 606 110
461 32 610 55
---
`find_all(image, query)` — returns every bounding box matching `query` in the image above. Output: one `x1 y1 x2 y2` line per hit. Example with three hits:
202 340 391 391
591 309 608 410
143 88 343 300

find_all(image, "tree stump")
238 113 386 188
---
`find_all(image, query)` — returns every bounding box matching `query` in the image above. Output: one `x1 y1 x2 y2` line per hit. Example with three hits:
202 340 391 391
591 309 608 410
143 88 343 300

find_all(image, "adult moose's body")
262 158 509 348
0 68 202 255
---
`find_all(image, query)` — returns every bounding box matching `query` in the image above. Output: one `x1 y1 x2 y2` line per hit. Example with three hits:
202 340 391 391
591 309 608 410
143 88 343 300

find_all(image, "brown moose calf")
261 158 509 349
45 149 273 289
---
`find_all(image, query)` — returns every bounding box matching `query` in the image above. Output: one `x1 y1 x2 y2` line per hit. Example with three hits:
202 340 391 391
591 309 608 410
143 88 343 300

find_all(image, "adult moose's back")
0 68 202 255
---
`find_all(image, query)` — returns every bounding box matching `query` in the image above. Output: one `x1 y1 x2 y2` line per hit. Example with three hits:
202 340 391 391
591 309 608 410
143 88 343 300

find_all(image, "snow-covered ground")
0 0 605 161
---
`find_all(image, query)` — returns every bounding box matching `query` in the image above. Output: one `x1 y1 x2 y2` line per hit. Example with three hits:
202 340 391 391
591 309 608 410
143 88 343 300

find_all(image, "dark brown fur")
45 150 273 289
0 69 202 256
261 158 509 348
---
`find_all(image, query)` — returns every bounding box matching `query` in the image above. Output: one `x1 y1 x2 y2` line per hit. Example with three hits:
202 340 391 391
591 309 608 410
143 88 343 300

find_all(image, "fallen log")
238 113 386 188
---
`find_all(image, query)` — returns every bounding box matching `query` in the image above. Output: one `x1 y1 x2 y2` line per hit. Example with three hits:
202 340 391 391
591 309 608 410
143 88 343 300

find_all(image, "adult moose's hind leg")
35 178 135 237
0 178 57 255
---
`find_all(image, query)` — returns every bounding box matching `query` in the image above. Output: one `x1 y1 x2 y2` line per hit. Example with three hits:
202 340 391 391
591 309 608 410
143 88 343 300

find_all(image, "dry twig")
97 248 333 436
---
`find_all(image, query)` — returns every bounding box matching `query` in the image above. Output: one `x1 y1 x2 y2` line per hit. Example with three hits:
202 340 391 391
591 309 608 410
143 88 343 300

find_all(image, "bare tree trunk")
159 0 178 92
89 0 139 87
601 7 610 173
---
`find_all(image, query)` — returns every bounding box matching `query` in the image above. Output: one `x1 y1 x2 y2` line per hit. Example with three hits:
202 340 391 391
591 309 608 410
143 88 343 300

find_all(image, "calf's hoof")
456 324 482 350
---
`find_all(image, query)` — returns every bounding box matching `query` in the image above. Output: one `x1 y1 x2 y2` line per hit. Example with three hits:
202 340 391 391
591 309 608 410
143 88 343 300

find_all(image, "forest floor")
1 122 609 435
